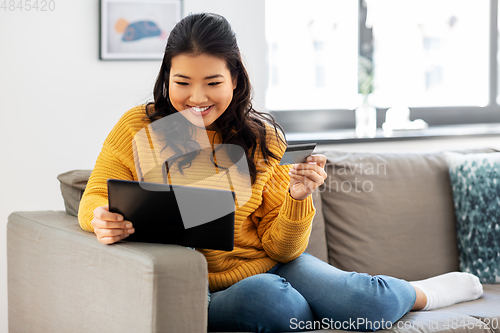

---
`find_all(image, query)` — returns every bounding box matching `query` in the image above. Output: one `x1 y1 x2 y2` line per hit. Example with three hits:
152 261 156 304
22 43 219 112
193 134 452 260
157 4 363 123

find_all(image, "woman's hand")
91 205 135 245
288 154 327 201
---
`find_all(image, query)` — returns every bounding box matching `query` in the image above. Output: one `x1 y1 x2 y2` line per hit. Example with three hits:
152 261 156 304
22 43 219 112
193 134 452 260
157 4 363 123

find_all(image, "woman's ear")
232 77 238 90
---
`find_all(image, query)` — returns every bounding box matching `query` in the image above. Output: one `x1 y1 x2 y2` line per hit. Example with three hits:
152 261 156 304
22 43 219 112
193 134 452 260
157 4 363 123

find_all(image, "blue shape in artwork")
122 21 162 42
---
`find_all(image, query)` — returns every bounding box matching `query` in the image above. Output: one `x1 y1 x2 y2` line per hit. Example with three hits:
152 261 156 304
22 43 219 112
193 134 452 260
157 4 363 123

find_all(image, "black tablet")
107 179 235 251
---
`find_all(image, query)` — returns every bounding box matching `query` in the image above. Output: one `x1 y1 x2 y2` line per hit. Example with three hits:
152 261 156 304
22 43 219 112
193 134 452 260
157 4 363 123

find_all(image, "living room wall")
1 1 499 332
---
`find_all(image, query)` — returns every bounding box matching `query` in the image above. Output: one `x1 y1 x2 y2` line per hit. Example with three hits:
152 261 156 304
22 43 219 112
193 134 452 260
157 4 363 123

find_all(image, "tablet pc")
107 179 235 251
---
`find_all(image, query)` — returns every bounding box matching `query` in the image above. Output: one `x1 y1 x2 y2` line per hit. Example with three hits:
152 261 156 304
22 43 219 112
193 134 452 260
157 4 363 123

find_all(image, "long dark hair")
145 12 286 184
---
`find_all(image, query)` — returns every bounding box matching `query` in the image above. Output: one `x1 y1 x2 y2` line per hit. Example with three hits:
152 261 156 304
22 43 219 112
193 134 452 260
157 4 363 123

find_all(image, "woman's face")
169 53 237 130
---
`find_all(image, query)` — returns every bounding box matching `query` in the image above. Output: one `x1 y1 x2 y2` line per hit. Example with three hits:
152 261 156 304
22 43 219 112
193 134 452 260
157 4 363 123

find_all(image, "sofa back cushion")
318 148 497 282
304 188 329 262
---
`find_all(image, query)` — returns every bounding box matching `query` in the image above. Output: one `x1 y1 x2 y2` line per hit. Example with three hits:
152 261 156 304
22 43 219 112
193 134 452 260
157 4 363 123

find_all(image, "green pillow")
445 152 500 283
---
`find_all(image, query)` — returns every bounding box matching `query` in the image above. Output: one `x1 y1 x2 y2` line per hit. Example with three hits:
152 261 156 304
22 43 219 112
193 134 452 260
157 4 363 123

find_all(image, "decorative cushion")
318 148 497 282
57 170 92 217
445 152 500 283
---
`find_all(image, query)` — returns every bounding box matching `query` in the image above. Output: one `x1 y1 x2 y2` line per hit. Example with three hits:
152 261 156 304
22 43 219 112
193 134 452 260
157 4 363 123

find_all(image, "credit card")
279 143 317 165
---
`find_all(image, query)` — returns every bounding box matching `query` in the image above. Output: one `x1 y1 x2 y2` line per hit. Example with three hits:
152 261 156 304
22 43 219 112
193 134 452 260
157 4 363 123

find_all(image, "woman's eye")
208 82 222 86
175 82 189 86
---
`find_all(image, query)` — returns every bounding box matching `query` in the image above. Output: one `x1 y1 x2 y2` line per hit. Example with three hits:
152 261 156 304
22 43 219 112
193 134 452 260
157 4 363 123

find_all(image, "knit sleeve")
253 163 315 263
250 120 316 263
77 144 135 232
77 106 147 232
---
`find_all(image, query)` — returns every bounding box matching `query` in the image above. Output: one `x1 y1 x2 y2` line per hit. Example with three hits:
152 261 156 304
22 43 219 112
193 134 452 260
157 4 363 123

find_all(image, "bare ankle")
411 286 427 311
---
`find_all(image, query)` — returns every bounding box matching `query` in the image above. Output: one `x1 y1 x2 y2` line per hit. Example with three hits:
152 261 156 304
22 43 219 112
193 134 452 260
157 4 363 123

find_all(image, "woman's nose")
189 86 208 104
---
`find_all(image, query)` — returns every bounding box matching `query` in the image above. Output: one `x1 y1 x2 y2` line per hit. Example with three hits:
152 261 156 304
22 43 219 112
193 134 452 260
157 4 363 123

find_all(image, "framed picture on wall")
99 0 182 60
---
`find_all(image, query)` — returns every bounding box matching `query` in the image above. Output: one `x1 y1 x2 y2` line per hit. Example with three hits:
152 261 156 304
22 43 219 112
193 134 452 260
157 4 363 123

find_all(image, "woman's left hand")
288 154 327 200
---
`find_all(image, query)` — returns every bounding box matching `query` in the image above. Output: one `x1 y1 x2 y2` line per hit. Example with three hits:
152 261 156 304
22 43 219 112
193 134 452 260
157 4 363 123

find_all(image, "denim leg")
208 273 315 333
274 253 417 332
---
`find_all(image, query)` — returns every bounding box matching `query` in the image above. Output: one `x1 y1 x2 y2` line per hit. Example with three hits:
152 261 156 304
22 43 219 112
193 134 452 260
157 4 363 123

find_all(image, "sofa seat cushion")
304 285 500 333
430 284 500 333
318 149 497 282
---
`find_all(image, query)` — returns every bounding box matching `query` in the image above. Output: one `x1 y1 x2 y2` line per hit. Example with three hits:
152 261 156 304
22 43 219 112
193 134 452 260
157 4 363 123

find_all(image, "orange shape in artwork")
115 18 129 33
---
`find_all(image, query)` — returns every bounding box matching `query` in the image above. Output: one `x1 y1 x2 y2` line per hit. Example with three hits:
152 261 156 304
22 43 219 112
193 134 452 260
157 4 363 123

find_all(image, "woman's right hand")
91 205 135 245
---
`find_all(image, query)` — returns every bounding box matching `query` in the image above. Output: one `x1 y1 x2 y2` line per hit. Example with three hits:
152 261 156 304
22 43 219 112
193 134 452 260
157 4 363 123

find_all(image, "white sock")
409 272 483 310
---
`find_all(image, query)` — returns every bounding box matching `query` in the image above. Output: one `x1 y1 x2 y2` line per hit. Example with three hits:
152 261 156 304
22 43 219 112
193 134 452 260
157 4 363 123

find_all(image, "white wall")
0 1 264 332
1 1 499 332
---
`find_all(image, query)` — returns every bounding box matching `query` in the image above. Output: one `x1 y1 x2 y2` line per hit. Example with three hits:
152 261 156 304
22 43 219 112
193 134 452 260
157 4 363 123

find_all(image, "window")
265 0 358 110
368 0 489 107
266 0 500 133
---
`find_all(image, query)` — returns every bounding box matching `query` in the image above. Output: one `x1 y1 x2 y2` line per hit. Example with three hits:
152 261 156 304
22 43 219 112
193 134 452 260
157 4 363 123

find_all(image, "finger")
97 236 114 245
289 173 320 191
292 163 328 180
92 219 134 230
306 154 327 168
292 162 323 173
289 168 325 184
294 157 326 169
98 234 128 245
289 173 323 193
98 227 134 238
289 172 318 185
94 206 124 222
291 164 322 176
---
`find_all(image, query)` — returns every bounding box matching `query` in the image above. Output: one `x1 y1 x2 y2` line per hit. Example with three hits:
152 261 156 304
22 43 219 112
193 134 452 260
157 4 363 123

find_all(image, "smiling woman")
168 53 237 129
77 12 483 333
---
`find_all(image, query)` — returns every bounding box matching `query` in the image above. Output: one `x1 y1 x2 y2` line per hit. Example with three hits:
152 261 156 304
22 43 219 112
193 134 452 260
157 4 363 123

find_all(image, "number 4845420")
1 0 55 11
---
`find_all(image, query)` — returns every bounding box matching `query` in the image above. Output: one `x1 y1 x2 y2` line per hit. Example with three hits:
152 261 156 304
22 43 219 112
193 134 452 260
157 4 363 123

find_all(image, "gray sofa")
7 148 500 333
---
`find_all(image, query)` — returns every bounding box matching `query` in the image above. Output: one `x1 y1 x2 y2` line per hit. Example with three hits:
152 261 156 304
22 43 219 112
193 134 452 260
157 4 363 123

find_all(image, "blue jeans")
208 253 416 332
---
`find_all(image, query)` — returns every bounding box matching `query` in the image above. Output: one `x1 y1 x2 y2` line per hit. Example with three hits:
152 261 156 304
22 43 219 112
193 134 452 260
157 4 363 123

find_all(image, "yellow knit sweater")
78 105 315 292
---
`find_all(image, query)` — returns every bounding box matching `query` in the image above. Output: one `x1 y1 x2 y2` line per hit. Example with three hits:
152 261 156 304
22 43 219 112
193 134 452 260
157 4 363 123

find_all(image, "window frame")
268 0 500 134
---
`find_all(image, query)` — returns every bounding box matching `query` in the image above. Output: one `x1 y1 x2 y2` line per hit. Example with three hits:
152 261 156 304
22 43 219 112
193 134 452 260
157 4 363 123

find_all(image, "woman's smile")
188 105 214 116
169 53 237 129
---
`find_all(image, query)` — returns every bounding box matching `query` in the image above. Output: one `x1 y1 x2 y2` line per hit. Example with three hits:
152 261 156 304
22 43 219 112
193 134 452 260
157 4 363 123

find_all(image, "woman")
79 12 483 333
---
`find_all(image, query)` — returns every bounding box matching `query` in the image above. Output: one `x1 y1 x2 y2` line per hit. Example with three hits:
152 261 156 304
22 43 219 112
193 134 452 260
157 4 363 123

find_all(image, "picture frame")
99 0 182 60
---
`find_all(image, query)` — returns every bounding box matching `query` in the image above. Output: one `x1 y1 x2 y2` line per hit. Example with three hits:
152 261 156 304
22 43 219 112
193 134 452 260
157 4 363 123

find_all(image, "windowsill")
285 123 500 144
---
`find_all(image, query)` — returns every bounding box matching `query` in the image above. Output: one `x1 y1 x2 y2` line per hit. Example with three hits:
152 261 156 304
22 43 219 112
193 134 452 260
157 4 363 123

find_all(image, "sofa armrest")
7 211 208 333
